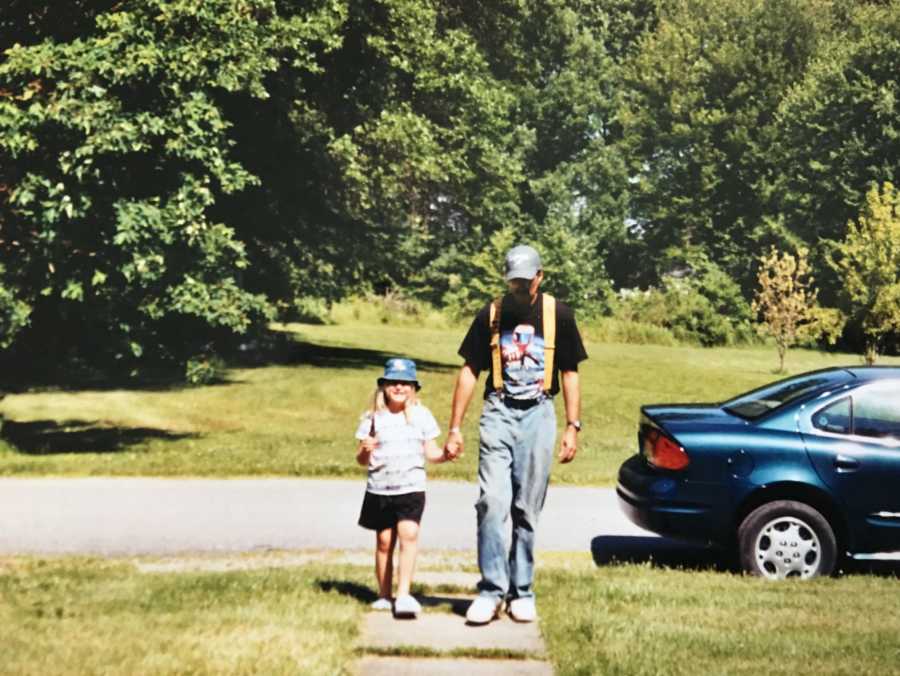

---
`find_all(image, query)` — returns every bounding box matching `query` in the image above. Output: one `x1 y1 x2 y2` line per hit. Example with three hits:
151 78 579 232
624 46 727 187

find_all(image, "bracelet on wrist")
449 426 462 434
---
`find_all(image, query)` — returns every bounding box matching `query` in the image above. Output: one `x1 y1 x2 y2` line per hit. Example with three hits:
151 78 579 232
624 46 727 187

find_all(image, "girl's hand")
423 438 445 463
360 436 378 453
356 435 378 466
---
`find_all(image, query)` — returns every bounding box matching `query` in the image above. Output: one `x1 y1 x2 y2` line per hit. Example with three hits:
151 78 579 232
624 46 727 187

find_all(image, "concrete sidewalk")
354 571 554 676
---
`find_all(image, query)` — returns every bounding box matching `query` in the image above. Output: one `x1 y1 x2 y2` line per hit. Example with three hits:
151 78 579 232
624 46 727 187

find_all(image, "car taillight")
644 428 690 470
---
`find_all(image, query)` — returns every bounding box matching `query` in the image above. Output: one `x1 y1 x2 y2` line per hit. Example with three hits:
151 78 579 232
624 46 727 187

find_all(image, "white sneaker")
370 597 392 611
393 594 422 618
465 595 501 624
508 597 537 622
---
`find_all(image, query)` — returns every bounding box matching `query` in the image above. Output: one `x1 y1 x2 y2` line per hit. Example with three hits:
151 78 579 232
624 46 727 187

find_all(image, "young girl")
356 357 445 618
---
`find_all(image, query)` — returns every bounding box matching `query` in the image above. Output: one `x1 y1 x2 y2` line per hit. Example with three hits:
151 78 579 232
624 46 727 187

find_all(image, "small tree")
753 247 843 372
828 182 900 365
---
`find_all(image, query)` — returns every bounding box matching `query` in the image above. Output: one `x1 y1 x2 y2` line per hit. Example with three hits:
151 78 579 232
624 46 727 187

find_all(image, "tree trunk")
776 341 786 373
864 341 878 366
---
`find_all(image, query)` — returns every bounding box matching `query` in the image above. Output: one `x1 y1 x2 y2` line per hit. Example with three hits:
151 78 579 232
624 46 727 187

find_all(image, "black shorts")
358 491 426 531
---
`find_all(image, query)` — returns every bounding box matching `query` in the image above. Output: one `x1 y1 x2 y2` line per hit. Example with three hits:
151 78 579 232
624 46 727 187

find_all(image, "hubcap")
754 516 821 579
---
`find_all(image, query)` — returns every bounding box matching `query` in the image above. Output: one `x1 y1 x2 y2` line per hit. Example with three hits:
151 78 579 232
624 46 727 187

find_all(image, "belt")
499 395 548 410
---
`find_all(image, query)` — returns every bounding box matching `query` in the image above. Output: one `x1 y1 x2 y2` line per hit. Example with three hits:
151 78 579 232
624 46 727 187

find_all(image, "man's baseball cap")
504 244 542 281
377 357 421 390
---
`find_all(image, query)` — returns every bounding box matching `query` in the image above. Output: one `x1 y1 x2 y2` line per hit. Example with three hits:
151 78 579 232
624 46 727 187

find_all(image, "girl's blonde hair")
365 383 419 425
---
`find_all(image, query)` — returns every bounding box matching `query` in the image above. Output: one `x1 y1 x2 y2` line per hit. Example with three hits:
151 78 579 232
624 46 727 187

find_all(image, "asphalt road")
1 478 657 556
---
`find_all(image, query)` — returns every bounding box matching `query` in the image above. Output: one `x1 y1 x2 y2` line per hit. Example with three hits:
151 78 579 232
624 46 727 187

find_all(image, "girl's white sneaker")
393 594 422 618
370 597 392 611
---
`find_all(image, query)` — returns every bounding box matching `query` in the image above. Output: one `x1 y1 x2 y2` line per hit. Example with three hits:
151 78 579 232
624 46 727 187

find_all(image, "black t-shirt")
458 292 588 400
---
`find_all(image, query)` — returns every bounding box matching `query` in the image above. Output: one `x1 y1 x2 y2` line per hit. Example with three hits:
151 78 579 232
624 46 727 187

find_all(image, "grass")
2 315 897 483
0 556 371 676
537 556 900 676
3 553 900 675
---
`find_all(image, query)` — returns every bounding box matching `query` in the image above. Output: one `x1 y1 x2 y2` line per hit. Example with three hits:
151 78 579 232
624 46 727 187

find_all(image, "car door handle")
834 454 860 472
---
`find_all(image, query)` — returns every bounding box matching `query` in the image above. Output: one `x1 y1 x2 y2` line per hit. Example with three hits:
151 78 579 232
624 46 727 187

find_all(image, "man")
444 244 587 624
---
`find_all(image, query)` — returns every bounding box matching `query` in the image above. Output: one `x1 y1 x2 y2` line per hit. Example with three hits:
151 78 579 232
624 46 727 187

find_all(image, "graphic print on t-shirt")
500 323 545 399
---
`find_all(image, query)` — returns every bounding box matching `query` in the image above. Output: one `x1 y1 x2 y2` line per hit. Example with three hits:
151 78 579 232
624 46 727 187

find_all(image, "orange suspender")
489 294 556 394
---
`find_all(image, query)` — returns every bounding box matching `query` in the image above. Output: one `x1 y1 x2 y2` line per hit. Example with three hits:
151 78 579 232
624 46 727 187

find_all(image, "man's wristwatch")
567 420 582 432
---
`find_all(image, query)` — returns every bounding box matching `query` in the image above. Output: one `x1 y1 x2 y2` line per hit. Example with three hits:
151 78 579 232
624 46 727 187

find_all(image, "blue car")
617 366 900 579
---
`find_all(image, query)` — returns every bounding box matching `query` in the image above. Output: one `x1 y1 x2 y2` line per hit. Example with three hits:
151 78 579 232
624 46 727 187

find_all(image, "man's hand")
443 429 463 460
558 425 577 463
444 363 477 462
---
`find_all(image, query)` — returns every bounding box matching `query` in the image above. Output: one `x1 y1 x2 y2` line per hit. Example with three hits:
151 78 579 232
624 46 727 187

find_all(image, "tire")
737 500 837 580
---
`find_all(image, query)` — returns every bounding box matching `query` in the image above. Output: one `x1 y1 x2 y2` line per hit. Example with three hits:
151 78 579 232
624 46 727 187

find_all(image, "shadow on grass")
317 580 378 604
844 557 900 578
1 419 193 455
592 536 900 579
591 535 733 572
245 333 457 374
0 329 457 395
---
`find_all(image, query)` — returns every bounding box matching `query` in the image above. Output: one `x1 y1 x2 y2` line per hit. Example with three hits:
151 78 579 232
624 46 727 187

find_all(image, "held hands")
558 425 578 464
443 429 463 461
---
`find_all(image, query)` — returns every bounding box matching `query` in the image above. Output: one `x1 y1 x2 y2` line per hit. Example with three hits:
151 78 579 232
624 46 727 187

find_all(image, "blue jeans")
475 394 556 601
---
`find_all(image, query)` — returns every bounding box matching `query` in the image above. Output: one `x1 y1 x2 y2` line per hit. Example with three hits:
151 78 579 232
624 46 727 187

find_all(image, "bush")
580 317 678 346
614 279 754 347
292 297 332 325
185 354 227 385
329 293 456 330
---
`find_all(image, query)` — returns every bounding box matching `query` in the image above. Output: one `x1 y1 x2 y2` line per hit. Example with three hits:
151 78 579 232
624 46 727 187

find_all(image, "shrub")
185 354 227 386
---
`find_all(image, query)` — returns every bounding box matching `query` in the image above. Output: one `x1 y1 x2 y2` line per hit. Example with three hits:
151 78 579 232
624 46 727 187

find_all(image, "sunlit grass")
536 557 900 675
3 553 899 675
0 557 368 676
2 315 895 483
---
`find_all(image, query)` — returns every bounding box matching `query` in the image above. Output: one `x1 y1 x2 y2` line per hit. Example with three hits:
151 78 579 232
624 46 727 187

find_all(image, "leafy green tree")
827 182 900 364
774 2 900 254
0 0 345 375
403 1 648 312
618 0 835 290
752 247 843 372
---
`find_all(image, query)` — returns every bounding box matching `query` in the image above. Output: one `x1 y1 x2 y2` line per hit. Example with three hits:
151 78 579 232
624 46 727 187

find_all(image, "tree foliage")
1 0 899 378
775 2 900 253
752 247 842 372
618 0 834 290
827 182 900 364
0 0 346 373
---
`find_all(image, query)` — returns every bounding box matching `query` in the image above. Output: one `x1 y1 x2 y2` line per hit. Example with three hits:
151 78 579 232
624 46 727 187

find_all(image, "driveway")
1 478 653 555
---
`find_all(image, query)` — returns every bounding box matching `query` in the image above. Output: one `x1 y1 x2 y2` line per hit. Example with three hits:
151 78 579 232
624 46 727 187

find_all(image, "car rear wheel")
737 500 837 579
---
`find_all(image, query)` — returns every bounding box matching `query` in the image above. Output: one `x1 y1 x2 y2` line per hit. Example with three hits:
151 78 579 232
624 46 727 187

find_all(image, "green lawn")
2 318 895 484
3 554 899 675
0 557 367 675
537 557 900 675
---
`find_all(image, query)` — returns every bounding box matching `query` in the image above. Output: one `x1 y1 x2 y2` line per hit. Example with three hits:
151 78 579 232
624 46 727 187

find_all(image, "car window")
852 384 900 440
813 397 851 435
723 371 851 420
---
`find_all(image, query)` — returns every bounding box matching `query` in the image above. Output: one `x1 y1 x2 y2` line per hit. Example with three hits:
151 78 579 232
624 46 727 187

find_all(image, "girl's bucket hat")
377 357 421 390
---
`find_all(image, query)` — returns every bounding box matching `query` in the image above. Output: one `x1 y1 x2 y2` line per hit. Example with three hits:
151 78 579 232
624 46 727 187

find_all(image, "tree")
0 0 346 376
753 247 843 372
774 2 900 255
827 182 900 364
618 0 837 291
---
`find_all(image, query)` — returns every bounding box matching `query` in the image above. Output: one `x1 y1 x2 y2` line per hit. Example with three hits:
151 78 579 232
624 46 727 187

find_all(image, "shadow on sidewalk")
590 535 732 572
316 579 469 616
